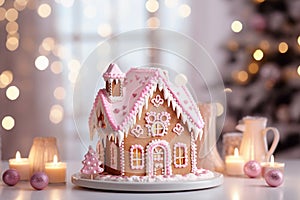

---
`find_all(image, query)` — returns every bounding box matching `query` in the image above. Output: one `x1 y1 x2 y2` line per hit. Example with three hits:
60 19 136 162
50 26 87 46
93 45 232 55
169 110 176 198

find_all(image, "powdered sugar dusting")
86 168 214 183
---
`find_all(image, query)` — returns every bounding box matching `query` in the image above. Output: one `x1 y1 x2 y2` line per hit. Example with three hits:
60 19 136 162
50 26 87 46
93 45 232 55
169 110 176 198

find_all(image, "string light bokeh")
224 0 300 158
0 0 202 160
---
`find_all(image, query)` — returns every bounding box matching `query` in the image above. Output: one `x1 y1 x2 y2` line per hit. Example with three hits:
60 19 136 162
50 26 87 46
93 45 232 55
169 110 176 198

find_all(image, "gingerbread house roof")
89 66 204 145
103 63 125 80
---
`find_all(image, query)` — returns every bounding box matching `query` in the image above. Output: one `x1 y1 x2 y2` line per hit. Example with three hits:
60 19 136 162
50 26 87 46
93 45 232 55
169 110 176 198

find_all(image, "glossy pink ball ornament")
244 160 262 178
30 172 49 190
265 169 283 187
2 169 20 186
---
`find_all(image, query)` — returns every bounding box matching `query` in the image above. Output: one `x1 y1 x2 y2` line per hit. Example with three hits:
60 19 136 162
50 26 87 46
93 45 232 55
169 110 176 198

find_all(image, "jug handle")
262 127 280 162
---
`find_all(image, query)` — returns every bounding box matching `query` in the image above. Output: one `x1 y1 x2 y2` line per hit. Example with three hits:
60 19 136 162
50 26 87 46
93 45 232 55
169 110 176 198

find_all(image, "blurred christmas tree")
223 0 300 156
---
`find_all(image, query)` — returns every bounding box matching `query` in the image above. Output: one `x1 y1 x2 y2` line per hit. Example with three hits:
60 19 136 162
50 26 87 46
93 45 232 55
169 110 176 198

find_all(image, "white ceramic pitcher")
236 116 280 162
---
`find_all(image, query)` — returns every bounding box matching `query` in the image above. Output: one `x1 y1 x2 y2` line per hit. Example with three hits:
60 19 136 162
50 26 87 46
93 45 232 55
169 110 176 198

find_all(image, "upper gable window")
145 111 171 137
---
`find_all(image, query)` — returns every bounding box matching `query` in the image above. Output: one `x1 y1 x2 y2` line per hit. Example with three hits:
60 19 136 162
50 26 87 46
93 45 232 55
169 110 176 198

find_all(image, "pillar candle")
44 155 66 183
225 148 244 176
261 155 285 177
9 151 30 180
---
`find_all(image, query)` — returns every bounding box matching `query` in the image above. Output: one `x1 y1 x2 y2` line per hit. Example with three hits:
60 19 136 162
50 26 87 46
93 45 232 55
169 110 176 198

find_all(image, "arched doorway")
146 140 172 176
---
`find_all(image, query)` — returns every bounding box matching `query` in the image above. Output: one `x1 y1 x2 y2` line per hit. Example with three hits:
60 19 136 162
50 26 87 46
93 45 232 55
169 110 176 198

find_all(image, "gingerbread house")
89 64 204 177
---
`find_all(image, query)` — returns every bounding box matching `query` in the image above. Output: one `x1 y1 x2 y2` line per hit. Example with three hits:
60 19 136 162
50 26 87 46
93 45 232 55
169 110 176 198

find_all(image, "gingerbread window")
174 143 188 168
145 111 171 137
151 121 165 136
110 142 118 169
130 145 144 170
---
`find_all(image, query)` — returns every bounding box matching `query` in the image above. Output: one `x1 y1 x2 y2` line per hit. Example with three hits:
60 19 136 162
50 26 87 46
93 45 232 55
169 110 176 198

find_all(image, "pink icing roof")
90 67 204 140
103 63 125 80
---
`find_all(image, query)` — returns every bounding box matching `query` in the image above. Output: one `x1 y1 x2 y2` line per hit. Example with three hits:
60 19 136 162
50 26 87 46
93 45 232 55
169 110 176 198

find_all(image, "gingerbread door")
153 146 164 175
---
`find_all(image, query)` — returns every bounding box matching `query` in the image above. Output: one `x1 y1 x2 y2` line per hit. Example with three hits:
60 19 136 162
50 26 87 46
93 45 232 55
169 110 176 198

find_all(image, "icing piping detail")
130 125 144 138
173 123 184 135
120 141 125 176
191 132 197 173
151 94 164 107
145 112 171 137
89 67 204 144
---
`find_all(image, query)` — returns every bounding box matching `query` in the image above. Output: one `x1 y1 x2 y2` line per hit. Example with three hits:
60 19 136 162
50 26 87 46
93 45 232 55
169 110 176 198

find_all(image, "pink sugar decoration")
81 145 103 179
89 66 204 140
103 63 125 80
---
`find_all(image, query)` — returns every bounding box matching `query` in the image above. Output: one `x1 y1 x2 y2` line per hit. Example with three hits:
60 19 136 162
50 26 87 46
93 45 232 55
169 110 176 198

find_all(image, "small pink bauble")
244 160 261 178
30 172 49 190
265 169 283 187
2 169 20 186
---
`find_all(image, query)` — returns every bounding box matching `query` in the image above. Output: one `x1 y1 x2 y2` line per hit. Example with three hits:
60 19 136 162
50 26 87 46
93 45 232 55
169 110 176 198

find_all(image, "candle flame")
53 155 58 164
16 151 21 160
234 148 239 157
270 155 274 166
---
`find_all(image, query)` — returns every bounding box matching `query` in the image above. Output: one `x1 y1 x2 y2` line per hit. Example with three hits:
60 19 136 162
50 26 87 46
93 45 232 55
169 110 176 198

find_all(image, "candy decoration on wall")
2 169 20 186
151 95 164 107
81 145 104 179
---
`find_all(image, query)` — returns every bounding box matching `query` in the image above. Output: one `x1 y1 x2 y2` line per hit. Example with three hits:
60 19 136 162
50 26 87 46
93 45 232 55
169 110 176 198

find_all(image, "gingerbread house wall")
104 138 122 175
122 90 195 177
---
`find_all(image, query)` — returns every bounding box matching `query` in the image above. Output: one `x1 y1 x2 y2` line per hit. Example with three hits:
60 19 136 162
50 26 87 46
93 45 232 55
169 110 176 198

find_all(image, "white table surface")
1 160 299 200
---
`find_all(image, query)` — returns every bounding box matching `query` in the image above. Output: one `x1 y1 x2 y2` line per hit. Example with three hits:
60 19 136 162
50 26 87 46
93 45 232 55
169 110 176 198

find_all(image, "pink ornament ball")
2 169 20 186
30 172 49 190
265 169 283 187
244 160 261 178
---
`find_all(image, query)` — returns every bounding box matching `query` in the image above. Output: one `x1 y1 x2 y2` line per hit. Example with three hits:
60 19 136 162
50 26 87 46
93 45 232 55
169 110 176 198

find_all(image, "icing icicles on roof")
89 65 204 145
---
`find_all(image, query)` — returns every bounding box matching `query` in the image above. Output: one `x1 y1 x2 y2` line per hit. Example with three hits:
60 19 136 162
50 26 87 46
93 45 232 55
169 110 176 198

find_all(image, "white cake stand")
71 172 223 192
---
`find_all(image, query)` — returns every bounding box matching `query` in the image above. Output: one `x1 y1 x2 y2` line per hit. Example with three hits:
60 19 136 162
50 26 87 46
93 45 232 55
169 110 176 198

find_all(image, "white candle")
225 148 245 176
261 155 285 177
45 155 66 183
9 151 30 180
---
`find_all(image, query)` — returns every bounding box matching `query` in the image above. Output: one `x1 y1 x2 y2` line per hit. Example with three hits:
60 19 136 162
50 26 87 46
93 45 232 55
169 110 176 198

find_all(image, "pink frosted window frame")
174 143 188 168
130 144 144 170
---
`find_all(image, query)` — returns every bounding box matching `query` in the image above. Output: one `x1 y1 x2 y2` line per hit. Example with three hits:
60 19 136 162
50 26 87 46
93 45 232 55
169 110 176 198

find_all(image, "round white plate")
71 172 223 192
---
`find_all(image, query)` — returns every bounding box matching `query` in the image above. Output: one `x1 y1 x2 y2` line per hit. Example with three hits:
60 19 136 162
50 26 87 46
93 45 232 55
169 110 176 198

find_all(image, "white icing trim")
151 94 164 107
130 125 144 138
172 123 184 135
89 68 204 145
191 132 197 173
120 141 125 176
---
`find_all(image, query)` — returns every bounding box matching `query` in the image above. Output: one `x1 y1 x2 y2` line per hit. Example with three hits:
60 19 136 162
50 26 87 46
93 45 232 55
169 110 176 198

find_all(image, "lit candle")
44 155 66 183
9 151 30 180
225 148 245 176
261 155 285 177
